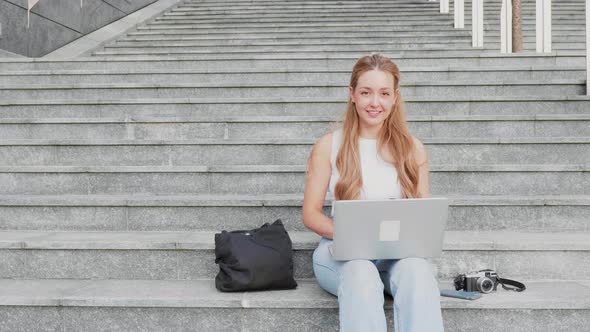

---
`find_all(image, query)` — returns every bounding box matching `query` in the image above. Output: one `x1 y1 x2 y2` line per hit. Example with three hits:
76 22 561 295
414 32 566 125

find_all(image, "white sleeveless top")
329 129 402 215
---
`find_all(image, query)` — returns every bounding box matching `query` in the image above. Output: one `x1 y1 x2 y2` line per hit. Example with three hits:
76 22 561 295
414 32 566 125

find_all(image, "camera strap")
497 276 526 292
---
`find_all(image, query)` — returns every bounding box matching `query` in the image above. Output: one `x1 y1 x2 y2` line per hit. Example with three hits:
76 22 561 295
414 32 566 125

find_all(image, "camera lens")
477 277 494 293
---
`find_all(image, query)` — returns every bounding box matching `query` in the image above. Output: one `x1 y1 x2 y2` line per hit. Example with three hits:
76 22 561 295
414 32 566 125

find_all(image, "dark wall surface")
0 0 157 57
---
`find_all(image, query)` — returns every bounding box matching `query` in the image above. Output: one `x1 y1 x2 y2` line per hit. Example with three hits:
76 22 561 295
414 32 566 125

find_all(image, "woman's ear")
349 86 355 103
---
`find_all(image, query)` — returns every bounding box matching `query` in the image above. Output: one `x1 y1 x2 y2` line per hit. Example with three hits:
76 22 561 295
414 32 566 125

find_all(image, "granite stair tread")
0 50 586 62
2 137 589 145
0 193 588 206
1 229 590 251
3 95 589 106
0 79 585 89
0 164 587 172
0 64 585 74
0 278 589 310
0 114 589 123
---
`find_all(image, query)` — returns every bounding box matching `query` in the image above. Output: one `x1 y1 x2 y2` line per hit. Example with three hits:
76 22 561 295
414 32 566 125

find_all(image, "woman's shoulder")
411 136 428 165
314 131 335 155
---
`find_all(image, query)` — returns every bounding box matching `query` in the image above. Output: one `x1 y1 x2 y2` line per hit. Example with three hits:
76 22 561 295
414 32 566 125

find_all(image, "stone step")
0 165 587 195
126 29 475 37
0 66 585 84
111 38 473 47
93 48 496 57
180 0 446 4
0 80 584 100
2 53 585 70
117 34 585 43
176 1 579 7
1 96 589 118
1 137 588 166
0 115 588 140
176 4 442 11
145 19 456 28
134 23 585 31
153 19 587 27
2 66 585 82
107 40 586 51
0 194 586 232
168 5 583 12
154 12 586 20
134 23 458 31
178 0 580 6
0 278 587 331
118 37 582 48
169 8 582 15
148 12 586 19
100 42 586 53
145 18 586 26
0 230 589 280
161 5 585 13
102 42 476 53
180 0 579 4
482 45 587 51
78 53 585 67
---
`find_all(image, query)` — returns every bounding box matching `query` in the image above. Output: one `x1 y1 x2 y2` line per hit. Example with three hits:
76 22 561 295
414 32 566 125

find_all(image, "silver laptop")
331 198 448 260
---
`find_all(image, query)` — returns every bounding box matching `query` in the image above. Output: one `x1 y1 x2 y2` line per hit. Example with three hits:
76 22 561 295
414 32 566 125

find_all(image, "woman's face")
350 69 396 131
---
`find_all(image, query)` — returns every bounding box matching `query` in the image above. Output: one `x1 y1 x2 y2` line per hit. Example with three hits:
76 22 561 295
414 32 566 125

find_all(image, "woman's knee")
339 260 384 296
391 258 437 287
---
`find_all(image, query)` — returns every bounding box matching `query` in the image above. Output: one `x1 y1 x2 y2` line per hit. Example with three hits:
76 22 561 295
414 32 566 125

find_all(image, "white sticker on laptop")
379 220 400 241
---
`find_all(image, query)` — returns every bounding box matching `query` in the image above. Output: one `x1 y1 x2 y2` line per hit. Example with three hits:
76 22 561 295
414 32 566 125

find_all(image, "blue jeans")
313 238 444 332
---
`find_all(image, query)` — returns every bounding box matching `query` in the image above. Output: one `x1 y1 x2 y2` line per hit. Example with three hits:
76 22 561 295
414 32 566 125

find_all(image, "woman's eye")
382 93 390 96
361 91 369 96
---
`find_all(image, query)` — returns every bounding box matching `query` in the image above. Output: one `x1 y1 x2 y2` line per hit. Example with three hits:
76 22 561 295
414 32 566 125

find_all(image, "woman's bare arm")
302 133 335 239
413 137 431 198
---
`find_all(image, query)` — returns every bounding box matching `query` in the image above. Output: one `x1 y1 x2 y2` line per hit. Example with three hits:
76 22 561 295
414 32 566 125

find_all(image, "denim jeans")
312 238 444 332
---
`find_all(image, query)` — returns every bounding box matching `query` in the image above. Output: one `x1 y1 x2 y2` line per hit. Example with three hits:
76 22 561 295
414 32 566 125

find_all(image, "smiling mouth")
366 110 383 118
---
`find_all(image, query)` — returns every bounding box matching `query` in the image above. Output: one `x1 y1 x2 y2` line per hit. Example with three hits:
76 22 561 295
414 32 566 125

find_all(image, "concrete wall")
0 0 158 57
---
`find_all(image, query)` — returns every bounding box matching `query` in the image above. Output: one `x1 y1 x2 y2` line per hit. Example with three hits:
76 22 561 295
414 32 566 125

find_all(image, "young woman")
302 54 444 332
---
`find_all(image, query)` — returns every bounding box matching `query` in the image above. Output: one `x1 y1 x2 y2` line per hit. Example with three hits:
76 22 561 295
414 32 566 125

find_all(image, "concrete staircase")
0 0 589 330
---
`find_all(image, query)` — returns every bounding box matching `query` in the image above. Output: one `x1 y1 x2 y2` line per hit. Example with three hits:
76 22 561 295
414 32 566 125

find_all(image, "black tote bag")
214 219 298 292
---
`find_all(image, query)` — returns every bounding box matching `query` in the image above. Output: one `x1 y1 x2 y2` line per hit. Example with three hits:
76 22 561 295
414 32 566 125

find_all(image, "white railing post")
472 0 484 47
441 0 449 14
586 0 590 96
536 0 552 52
586 0 589 95
454 0 465 28
501 0 512 53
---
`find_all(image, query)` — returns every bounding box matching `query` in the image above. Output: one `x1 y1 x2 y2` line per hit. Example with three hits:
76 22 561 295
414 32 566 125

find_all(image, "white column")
586 0 589 95
501 0 512 53
472 0 484 47
455 0 465 28
536 0 552 52
441 0 449 14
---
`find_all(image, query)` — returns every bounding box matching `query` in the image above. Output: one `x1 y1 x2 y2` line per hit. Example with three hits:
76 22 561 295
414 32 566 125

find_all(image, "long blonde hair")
335 54 421 200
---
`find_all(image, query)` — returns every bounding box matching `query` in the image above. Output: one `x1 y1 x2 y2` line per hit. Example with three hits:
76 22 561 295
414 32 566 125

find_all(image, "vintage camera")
454 269 499 293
